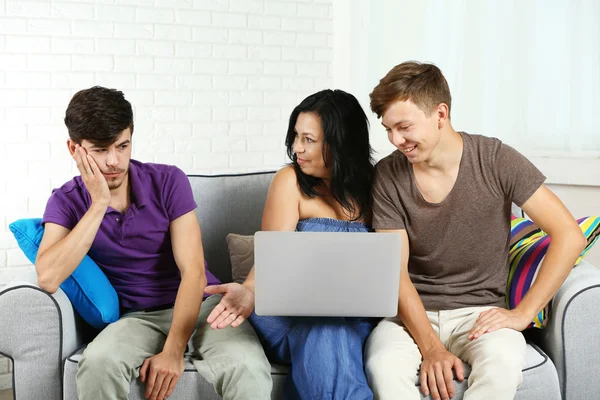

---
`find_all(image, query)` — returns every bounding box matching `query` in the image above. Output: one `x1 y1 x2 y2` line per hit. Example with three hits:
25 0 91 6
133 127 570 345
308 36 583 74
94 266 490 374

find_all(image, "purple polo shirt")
42 159 220 311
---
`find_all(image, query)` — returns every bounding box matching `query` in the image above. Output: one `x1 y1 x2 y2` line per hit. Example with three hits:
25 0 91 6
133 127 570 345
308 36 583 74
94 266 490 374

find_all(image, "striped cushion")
509 215 539 249
508 216 600 328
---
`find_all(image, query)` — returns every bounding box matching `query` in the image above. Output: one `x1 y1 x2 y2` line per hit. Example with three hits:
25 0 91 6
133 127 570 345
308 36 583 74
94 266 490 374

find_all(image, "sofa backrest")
189 171 276 283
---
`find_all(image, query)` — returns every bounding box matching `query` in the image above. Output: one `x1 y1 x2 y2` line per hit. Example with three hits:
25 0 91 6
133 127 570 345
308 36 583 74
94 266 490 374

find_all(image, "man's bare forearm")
398 271 444 354
36 203 107 293
163 268 207 357
516 230 586 320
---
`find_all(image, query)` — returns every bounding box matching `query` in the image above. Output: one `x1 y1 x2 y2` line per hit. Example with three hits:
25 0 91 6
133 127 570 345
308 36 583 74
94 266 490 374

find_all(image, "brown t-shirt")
372 132 546 310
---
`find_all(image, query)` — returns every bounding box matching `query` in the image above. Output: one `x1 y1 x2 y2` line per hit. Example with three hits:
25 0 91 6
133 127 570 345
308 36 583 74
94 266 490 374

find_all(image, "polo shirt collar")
128 159 148 209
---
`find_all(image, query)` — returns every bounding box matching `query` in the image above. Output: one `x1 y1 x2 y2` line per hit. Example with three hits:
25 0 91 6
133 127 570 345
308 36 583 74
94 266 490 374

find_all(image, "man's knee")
470 348 525 391
365 345 421 383
365 324 422 381
79 344 112 370
236 342 270 371
209 335 270 373
78 342 135 381
475 330 526 370
477 350 524 374
212 341 272 398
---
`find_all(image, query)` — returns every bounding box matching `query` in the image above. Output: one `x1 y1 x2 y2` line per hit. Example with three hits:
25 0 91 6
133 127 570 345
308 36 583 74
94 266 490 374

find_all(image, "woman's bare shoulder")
271 165 301 193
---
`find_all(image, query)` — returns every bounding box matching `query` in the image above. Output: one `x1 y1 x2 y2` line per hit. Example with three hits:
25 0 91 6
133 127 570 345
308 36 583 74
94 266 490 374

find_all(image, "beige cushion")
226 233 254 283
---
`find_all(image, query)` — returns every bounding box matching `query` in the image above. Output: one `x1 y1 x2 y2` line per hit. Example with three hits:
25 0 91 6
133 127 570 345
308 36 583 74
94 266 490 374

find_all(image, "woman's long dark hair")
285 89 374 221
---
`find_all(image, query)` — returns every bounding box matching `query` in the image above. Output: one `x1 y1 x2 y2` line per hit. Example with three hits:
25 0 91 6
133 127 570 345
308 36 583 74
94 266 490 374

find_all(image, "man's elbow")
194 270 208 288
559 226 587 263
572 228 587 256
35 263 60 294
181 264 207 286
37 276 59 294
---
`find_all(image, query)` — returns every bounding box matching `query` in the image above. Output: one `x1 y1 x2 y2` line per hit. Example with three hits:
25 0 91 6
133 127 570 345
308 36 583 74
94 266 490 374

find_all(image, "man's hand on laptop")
204 283 255 329
420 345 464 400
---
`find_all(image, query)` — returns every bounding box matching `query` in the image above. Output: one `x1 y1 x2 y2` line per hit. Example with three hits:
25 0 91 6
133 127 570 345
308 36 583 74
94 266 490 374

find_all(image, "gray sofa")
1 171 599 399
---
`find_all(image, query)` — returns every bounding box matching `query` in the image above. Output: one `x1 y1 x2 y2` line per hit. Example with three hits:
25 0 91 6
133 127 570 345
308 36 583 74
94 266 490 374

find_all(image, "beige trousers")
77 294 272 400
364 306 527 400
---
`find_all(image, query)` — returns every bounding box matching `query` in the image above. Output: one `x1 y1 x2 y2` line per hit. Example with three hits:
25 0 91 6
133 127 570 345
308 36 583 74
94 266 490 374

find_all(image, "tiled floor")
0 389 12 400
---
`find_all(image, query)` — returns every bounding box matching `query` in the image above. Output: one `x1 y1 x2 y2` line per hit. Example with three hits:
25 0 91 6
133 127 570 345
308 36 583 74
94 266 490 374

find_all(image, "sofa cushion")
508 216 600 328
189 172 275 283
64 347 287 400
510 215 540 249
63 342 558 400
9 218 120 329
226 233 255 283
411 343 560 399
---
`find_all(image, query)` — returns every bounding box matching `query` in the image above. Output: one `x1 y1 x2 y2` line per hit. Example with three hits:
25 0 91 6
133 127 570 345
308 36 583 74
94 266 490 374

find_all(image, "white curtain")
365 0 600 157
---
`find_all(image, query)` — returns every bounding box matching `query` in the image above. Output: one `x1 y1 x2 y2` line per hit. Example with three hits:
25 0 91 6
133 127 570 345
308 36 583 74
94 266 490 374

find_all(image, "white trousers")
364 307 527 400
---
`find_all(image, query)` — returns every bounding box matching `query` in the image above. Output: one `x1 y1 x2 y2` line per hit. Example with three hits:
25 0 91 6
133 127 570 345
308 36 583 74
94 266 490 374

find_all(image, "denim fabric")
250 314 376 400
250 217 378 399
295 217 371 233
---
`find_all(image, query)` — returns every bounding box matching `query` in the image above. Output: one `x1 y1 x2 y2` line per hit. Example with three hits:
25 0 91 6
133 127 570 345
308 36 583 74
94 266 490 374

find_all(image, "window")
334 0 600 185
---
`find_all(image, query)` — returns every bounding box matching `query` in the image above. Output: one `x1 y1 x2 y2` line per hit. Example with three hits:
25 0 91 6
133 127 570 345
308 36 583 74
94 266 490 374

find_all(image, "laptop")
254 231 401 317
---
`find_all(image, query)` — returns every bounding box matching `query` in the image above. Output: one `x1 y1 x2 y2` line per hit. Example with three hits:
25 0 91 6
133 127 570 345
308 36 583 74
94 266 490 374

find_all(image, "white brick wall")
0 0 332 285
0 0 332 385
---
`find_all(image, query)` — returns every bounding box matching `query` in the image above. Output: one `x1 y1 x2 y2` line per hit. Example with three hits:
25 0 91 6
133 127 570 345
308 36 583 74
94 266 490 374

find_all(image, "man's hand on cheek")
73 144 111 207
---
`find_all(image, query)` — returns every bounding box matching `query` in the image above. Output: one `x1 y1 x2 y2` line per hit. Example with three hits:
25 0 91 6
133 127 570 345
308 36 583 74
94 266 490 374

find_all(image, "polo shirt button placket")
117 215 126 243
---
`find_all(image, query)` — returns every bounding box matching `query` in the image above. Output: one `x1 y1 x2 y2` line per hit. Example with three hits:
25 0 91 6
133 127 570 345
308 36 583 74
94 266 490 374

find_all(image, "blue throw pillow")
9 218 120 329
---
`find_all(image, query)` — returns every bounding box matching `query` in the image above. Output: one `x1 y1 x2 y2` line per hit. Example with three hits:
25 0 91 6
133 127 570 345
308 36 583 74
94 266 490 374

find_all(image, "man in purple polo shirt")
35 86 272 400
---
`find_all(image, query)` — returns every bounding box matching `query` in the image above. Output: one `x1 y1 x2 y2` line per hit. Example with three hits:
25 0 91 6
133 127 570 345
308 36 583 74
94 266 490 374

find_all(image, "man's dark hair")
65 86 134 146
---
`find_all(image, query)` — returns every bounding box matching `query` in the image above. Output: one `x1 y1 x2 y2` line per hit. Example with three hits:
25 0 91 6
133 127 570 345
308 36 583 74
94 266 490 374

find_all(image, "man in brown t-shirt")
363 61 586 400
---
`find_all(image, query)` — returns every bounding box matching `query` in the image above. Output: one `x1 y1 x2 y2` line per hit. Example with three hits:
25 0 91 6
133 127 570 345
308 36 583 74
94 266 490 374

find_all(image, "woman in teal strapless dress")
205 89 378 399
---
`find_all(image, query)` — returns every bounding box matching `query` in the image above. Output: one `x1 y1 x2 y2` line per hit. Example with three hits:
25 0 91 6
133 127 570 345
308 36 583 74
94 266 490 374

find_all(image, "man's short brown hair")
65 86 134 146
370 61 452 119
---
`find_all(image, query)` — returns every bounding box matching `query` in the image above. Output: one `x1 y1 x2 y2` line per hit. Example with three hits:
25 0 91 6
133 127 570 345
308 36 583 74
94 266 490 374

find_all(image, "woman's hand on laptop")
204 283 255 329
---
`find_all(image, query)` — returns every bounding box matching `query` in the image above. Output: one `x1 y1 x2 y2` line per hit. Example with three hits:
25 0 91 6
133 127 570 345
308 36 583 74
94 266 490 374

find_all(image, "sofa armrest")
532 260 600 400
0 277 87 400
